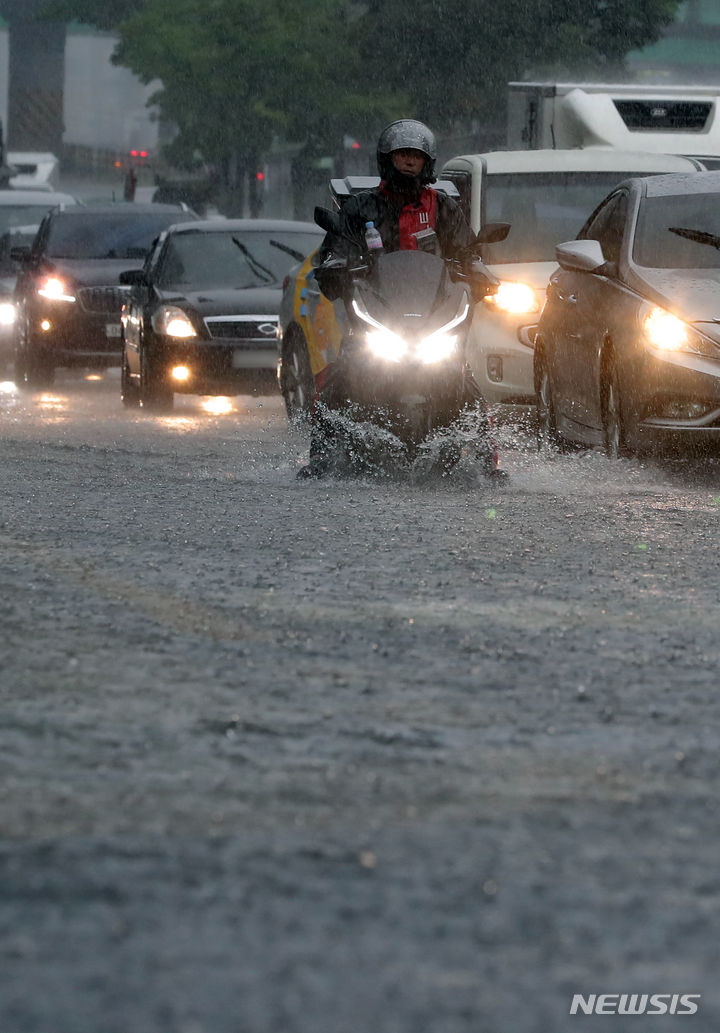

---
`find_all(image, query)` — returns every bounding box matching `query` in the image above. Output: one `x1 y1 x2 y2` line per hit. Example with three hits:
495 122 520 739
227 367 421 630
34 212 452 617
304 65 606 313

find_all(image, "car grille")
205 316 278 340
76 285 131 315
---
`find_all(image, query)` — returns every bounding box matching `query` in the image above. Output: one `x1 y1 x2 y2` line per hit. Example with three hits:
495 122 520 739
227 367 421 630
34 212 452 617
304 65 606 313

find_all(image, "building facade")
0 18 159 159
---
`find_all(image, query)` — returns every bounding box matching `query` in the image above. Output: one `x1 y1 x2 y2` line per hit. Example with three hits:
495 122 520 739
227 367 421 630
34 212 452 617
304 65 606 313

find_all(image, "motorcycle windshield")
357 250 467 332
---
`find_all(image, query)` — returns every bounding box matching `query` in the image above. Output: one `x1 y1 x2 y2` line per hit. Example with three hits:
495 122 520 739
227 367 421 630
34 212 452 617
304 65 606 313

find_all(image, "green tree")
356 0 682 132
44 0 397 213
42 0 682 207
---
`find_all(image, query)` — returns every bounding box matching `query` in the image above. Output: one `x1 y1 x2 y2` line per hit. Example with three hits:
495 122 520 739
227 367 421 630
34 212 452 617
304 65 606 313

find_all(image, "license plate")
106 323 122 338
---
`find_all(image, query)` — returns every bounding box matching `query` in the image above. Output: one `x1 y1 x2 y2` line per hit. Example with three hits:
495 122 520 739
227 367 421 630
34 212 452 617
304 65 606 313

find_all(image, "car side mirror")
10 244 31 263
555 239 606 273
476 222 511 245
119 268 148 286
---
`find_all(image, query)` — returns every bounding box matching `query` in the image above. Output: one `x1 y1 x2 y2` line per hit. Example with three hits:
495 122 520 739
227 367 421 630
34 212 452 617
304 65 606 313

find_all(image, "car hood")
627 266 720 329
486 260 559 290
48 257 145 286
157 285 281 316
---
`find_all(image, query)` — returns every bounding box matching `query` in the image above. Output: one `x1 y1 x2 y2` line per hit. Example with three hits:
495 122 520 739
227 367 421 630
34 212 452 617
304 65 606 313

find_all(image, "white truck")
507 81 720 168
6 152 60 191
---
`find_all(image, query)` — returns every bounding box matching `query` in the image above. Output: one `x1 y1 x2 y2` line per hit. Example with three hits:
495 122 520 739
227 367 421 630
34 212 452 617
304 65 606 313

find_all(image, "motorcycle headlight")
152 305 197 338
38 276 75 302
365 327 407 362
0 301 16 326
417 332 458 364
352 298 406 362
353 296 468 364
486 281 540 315
416 297 469 363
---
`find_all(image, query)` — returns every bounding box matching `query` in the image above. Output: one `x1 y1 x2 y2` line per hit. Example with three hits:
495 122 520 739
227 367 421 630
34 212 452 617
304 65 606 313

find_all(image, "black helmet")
376 119 437 184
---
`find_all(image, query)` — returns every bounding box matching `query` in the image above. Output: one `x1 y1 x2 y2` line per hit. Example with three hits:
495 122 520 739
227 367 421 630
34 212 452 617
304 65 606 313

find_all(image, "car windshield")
633 193 720 268
483 172 658 263
0 204 61 234
45 212 183 259
156 229 322 289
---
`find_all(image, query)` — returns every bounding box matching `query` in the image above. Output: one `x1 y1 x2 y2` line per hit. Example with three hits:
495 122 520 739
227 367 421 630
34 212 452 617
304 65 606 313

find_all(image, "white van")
440 148 705 404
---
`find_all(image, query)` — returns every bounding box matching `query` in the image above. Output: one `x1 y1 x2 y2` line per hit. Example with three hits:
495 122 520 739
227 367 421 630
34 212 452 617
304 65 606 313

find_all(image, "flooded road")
1 371 719 1032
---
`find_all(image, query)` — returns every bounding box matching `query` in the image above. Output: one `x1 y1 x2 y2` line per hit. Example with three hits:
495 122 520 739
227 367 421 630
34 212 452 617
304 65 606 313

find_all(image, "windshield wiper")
269 238 306 263
231 237 275 283
669 226 720 250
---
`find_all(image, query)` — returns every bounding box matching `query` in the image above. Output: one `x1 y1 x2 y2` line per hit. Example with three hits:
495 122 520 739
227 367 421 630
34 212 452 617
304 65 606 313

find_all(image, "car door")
552 190 630 430
124 234 165 375
14 214 49 331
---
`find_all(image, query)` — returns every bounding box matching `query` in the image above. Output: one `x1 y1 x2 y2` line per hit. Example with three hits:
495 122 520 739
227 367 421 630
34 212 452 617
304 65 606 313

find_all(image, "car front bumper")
631 346 720 451
465 305 538 404
150 337 280 393
0 323 14 367
28 293 125 366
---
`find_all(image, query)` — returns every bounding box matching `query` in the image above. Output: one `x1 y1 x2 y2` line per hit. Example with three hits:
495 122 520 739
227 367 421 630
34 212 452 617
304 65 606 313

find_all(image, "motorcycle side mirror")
314 206 341 235
315 256 349 301
476 222 511 245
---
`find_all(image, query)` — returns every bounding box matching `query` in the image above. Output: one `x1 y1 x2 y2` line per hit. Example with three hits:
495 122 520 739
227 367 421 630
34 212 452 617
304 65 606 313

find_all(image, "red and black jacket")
319 182 476 266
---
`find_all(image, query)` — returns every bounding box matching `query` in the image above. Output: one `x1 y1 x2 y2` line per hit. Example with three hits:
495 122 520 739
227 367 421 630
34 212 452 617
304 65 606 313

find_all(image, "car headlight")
642 306 717 358
152 305 197 338
485 281 540 315
0 301 16 326
38 276 75 302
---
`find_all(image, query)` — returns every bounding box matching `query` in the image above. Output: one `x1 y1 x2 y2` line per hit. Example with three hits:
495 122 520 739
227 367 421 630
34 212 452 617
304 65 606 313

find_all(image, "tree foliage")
356 0 682 128
41 0 682 166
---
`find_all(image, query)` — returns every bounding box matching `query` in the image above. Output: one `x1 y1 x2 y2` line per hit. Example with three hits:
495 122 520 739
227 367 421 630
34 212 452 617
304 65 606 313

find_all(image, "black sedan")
119 218 323 410
535 170 720 456
12 203 197 386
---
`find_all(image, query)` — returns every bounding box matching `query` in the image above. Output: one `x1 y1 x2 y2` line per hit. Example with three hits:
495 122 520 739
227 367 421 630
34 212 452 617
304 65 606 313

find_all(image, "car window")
441 172 471 223
483 172 644 263
155 230 323 289
580 191 629 265
45 212 188 260
633 191 720 269
0 205 64 234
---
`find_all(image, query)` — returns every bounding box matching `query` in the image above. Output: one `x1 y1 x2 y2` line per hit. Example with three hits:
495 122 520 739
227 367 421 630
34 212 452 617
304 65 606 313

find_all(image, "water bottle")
364 221 383 253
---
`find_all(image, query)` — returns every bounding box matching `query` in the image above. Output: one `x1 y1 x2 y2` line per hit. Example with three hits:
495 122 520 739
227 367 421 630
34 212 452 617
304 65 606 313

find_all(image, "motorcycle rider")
317 119 477 272
298 118 504 480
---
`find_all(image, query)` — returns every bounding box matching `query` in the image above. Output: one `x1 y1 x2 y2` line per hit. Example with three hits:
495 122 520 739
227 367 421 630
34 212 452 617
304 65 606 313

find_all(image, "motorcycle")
309 207 509 477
